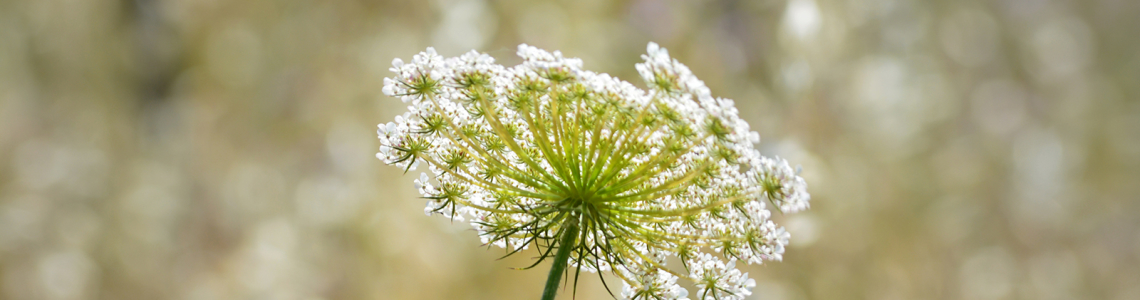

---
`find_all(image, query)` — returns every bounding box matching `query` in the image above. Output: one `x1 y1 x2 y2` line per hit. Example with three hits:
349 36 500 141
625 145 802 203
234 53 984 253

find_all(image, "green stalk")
541 216 579 300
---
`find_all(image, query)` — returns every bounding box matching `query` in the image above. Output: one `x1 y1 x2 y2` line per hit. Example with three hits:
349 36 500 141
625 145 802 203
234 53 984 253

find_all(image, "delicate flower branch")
377 42 810 300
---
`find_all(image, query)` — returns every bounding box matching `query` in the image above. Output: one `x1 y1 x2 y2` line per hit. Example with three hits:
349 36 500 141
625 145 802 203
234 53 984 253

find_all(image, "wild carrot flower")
377 42 810 300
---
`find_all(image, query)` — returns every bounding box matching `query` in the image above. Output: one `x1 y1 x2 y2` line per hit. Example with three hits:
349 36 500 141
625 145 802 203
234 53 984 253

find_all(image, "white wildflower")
376 42 811 299
691 254 756 300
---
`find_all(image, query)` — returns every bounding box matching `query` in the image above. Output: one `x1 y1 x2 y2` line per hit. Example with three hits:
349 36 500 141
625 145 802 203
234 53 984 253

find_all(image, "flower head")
377 42 810 299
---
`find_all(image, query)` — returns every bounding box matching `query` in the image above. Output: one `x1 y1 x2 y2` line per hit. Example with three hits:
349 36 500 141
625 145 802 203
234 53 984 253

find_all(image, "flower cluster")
377 42 810 299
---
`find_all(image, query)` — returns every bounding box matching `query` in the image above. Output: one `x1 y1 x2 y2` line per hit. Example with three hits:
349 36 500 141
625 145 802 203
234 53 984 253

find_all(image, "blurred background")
1 0 1138 299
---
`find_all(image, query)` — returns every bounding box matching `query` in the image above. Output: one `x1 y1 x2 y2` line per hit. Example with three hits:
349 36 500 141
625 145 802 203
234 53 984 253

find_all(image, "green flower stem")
541 216 579 300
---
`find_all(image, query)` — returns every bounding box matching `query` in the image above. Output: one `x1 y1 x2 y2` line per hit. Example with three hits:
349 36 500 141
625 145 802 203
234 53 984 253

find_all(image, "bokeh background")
2 0 1139 299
